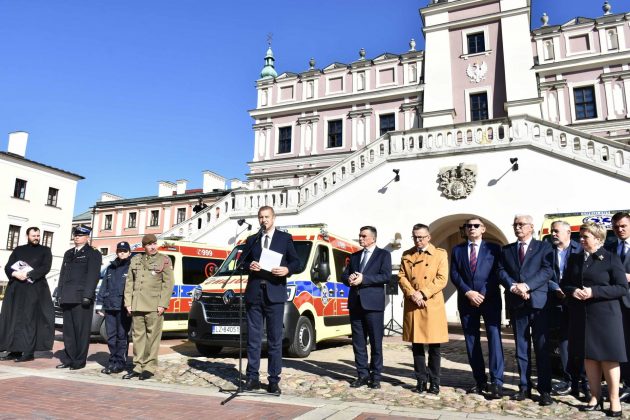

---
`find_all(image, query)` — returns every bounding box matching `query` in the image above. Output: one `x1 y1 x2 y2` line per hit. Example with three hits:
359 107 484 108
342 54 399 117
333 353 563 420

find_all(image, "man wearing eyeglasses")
450 217 504 399
498 214 554 406
398 223 448 395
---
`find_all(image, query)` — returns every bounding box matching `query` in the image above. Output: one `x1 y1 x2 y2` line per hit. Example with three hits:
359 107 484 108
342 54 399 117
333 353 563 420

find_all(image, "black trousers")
621 306 630 386
350 295 385 381
412 343 441 384
61 302 93 368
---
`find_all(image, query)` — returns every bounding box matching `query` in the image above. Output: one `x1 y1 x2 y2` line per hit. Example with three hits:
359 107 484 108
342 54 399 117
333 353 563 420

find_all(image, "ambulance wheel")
195 343 223 357
287 316 314 358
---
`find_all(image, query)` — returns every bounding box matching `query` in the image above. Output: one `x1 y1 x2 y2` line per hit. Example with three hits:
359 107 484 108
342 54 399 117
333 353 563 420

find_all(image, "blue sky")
0 0 605 215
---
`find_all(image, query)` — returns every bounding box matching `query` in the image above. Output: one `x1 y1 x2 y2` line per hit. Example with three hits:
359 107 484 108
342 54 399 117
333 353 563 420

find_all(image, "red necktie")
469 243 477 273
518 242 525 264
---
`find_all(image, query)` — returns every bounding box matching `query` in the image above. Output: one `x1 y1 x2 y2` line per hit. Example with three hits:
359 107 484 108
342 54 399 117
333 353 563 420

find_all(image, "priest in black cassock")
0 227 54 362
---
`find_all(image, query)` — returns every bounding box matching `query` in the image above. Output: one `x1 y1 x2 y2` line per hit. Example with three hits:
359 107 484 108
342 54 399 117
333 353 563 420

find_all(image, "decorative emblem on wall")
438 163 477 199
466 61 488 83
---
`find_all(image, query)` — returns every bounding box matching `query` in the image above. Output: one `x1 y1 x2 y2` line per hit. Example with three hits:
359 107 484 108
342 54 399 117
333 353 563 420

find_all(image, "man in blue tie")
498 214 554 406
342 226 392 389
450 217 504 399
607 212 630 401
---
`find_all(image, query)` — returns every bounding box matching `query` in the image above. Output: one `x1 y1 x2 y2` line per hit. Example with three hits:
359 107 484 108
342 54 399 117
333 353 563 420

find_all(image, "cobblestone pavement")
1 330 629 419
69 332 630 419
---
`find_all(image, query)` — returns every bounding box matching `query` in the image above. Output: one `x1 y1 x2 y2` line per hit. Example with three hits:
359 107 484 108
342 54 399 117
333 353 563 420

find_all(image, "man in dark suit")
498 214 554 406
341 226 392 389
450 217 504 399
546 220 587 398
608 212 630 401
56 225 102 370
242 206 300 395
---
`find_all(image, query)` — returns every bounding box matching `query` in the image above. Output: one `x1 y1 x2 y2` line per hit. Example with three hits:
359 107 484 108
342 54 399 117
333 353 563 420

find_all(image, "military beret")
142 234 158 246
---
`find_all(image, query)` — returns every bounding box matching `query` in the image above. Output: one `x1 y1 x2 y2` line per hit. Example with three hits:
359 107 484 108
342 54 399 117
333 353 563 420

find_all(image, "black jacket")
96 258 131 310
57 245 102 304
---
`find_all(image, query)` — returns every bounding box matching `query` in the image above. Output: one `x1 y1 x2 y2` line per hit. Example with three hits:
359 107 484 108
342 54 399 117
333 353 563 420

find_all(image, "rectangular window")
470 92 489 121
574 86 597 120
149 210 159 227
467 32 485 54
327 120 343 148
127 212 137 228
100 248 109 256
42 231 54 248
47 187 59 207
176 208 186 224
7 225 20 250
379 113 396 136
13 179 27 199
278 127 292 154
103 214 113 230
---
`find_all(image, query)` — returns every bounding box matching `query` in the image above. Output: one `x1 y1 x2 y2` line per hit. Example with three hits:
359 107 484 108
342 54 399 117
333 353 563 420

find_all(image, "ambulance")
539 210 628 244
54 240 230 340
188 224 361 358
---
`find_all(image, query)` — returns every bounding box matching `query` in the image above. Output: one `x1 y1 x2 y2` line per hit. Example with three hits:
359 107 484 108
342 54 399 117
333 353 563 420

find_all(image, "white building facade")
162 0 630 324
0 132 83 282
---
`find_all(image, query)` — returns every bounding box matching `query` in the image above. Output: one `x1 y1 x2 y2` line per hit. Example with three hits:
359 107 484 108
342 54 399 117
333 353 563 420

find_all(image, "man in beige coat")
122 234 174 380
398 223 449 394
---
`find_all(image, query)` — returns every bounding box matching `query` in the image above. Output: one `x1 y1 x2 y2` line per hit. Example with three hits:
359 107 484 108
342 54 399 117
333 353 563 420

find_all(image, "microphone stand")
221 226 277 405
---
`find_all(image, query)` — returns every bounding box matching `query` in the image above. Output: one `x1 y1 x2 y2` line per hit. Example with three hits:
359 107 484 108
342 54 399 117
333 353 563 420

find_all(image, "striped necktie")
469 243 477 273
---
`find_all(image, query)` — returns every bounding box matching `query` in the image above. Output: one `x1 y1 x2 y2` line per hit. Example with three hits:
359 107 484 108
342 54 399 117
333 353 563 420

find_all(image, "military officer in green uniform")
122 234 174 380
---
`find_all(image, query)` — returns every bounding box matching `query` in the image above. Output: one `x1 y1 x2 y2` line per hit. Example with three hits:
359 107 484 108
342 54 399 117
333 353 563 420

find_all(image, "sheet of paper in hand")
259 248 283 272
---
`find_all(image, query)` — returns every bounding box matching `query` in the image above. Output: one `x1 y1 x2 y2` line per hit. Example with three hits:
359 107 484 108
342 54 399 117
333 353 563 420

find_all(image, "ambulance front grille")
199 294 245 325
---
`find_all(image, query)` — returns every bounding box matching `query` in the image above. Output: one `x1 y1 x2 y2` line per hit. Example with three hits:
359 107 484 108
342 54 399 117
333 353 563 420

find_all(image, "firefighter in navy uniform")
56 225 102 370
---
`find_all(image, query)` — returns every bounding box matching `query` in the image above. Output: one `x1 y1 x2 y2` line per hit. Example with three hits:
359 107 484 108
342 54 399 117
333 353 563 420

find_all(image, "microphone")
257 224 265 237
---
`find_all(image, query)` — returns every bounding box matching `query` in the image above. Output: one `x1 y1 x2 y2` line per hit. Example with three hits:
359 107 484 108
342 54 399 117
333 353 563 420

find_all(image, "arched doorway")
428 214 509 323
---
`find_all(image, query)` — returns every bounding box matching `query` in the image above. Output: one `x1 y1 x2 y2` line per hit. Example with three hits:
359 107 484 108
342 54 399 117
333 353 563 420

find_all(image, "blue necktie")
359 250 368 272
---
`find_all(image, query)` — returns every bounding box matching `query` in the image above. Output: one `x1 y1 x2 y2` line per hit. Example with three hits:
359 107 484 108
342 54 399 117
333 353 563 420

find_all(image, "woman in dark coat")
562 222 628 416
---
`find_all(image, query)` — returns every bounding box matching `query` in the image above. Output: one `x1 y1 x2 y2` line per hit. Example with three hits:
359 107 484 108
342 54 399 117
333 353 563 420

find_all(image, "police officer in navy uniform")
96 241 132 374
56 225 102 370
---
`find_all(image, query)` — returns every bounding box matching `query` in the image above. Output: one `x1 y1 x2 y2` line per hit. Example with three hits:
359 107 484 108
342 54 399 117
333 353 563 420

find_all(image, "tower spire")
260 33 277 79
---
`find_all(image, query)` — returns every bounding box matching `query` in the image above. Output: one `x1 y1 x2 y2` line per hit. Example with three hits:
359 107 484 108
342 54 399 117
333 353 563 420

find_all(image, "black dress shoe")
412 381 426 393
101 367 113 374
350 377 370 388
122 371 141 380
511 389 531 401
608 409 622 417
267 382 281 395
139 371 154 380
488 383 503 399
619 387 630 402
14 354 34 362
539 392 553 406
369 381 381 389
467 384 486 395
242 378 260 391
0 352 22 361
428 382 440 395
581 397 603 411
69 365 85 370
110 367 124 374
56 363 71 369
552 381 571 396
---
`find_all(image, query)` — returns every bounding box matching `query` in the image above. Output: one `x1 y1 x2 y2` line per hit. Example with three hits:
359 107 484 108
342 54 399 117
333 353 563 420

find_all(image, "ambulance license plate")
212 325 240 334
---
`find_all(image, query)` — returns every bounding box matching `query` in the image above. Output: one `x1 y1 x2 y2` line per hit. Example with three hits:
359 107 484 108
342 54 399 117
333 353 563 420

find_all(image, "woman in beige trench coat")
398 224 449 394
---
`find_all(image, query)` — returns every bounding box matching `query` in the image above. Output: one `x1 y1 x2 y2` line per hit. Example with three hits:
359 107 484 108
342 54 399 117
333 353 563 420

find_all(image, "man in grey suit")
608 212 630 401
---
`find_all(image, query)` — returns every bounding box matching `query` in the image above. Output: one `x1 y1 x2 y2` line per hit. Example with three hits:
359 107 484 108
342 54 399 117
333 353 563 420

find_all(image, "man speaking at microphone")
242 206 300 395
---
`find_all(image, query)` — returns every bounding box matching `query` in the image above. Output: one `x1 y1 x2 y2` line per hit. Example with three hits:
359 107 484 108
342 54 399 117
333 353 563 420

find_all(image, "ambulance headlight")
192 287 202 301
286 285 296 302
